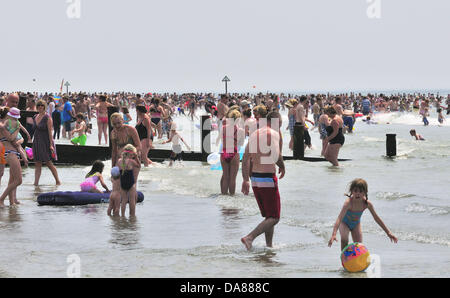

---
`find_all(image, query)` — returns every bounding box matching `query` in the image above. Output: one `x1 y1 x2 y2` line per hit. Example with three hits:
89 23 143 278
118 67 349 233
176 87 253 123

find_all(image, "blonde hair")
226 109 241 119
121 144 137 158
36 99 47 110
252 105 268 118
110 112 123 123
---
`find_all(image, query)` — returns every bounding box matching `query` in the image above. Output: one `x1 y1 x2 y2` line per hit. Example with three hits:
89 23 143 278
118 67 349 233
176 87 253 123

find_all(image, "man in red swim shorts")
241 111 285 251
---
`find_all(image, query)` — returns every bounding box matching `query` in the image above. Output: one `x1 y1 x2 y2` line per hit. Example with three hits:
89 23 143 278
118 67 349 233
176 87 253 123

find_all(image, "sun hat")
7 107 21 119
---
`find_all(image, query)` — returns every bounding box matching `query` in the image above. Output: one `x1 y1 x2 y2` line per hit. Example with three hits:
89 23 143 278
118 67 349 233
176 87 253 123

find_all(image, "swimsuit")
4 150 21 160
135 121 149 141
71 134 87 146
0 145 6 165
251 173 281 219
342 210 364 231
120 169 135 191
288 114 295 136
80 174 100 192
326 126 345 146
98 116 108 124
319 122 328 140
221 124 238 163
170 145 183 161
343 116 354 131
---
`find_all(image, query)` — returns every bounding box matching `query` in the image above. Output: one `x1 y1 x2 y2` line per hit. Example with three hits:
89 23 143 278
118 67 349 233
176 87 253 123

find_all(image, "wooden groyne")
17 109 350 165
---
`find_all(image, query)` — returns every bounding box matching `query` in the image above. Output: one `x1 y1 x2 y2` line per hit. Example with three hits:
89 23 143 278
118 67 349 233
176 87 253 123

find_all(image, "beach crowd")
0 90 445 250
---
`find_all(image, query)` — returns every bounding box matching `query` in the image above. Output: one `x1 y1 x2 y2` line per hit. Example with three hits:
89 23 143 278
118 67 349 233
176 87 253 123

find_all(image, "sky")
0 0 449 93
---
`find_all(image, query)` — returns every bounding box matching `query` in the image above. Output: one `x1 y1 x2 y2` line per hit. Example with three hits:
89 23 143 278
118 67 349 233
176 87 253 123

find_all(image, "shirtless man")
295 96 314 149
216 95 229 145
333 96 344 117
95 95 115 145
241 111 285 251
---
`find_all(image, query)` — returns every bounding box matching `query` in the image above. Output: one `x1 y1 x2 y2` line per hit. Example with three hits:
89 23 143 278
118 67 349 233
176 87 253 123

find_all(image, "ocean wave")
405 203 449 215
374 192 416 201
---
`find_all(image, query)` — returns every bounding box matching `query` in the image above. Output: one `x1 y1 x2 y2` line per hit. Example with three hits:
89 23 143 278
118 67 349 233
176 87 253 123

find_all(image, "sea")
0 105 448 278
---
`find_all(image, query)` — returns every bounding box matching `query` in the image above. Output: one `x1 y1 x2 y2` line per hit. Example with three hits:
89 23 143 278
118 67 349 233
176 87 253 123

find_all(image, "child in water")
162 122 191 166
328 179 398 251
410 129 425 141
118 144 141 217
107 166 121 216
437 108 445 125
80 160 110 193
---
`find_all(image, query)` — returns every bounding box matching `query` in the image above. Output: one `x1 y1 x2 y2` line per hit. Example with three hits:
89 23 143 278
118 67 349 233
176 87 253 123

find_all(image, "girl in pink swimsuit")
80 160 110 193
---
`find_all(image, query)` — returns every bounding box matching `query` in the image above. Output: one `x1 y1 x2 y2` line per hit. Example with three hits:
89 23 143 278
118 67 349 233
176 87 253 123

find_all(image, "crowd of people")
0 89 443 251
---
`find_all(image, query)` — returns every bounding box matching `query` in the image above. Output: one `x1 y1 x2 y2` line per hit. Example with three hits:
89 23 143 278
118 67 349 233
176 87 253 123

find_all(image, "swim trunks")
98 117 108 124
71 135 87 146
251 173 281 219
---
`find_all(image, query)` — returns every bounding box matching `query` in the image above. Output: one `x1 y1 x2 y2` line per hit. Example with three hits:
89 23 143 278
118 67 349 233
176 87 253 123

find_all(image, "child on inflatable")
118 144 141 217
80 160 110 193
107 166 121 217
328 178 398 251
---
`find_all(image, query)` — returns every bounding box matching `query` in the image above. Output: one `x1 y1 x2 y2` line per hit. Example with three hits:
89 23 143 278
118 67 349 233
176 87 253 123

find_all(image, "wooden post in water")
386 134 397 157
201 115 211 162
293 123 304 159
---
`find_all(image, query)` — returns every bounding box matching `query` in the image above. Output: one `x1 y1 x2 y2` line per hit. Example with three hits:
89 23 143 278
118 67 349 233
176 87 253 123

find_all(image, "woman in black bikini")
135 105 153 167
324 106 345 167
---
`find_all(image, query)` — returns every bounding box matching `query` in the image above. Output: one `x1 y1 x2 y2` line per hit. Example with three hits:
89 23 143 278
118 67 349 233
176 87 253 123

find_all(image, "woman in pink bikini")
220 109 244 195
95 95 115 145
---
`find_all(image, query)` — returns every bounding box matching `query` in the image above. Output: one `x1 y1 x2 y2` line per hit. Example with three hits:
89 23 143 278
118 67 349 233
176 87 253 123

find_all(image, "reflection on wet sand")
251 250 281 267
108 216 140 248
0 206 22 224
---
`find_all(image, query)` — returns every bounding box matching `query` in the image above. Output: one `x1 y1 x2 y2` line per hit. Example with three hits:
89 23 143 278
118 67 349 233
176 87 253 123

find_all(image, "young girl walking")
328 178 398 251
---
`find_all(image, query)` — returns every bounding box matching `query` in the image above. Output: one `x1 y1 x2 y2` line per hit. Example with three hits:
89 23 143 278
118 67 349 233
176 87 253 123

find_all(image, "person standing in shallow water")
32 100 61 186
324 106 345 167
241 111 285 251
220 109 244 195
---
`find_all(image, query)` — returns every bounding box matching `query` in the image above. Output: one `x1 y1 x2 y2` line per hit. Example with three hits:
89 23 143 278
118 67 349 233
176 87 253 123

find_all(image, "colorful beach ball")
340 242 371 272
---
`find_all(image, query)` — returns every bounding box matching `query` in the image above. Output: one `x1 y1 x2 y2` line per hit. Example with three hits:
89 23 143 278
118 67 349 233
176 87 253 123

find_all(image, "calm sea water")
0 108 448 278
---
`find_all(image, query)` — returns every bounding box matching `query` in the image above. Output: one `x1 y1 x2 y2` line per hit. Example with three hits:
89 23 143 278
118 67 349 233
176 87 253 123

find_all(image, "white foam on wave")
371 112 450 126
405 203 449 215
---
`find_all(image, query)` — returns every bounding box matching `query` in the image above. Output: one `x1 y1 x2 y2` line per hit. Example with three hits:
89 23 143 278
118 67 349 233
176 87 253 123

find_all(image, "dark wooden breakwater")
18 108 350 165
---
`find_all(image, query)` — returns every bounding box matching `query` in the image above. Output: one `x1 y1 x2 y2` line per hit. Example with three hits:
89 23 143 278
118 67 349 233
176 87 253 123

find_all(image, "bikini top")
7 119 20 134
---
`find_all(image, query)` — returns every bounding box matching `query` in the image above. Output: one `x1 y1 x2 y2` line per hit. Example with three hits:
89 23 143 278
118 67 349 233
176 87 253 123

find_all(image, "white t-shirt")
47 101 55 115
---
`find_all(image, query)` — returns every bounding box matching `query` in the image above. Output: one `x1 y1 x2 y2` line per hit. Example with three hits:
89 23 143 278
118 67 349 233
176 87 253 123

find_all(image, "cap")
111 166 120 178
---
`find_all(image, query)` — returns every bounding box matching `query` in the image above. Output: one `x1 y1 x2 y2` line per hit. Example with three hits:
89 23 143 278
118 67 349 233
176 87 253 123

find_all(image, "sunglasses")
37 104 44 107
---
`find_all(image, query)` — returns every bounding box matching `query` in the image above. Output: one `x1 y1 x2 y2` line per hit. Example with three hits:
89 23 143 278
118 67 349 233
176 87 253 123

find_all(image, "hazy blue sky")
1 0 449 93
